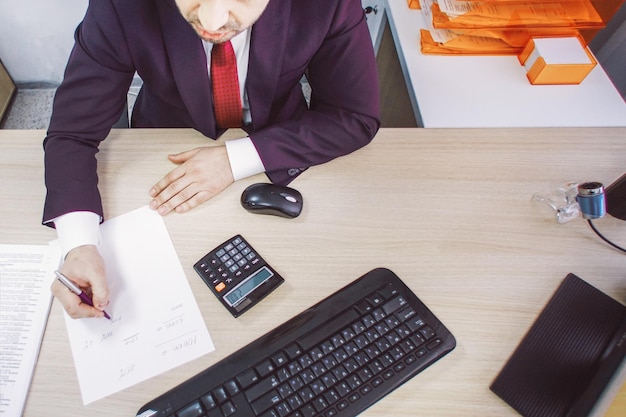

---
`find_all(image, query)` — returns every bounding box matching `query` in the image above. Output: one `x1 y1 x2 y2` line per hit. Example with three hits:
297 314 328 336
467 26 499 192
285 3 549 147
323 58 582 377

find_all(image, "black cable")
587 220 626 254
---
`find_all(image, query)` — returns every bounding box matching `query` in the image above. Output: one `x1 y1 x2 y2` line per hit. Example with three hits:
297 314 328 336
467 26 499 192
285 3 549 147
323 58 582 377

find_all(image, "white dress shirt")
52 28 265 257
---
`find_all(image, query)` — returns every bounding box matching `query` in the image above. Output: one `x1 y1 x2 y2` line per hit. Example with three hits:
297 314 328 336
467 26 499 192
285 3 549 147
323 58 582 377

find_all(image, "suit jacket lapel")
157 0 217 138
247 0 291 130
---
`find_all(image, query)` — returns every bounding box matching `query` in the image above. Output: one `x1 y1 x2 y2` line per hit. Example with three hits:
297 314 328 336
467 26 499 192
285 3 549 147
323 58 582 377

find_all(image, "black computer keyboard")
137 268 456 417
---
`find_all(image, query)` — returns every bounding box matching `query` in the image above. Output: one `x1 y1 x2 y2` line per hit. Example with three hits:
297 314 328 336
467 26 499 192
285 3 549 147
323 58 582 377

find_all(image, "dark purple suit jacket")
43 0 380 223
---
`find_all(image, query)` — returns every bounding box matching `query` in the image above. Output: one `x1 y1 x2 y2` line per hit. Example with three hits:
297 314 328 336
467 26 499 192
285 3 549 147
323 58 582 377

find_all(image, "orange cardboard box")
518 36 596 85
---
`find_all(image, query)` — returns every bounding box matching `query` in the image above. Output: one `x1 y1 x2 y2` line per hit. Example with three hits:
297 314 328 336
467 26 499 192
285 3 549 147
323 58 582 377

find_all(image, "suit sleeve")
42 0 134 225
250 0 381 185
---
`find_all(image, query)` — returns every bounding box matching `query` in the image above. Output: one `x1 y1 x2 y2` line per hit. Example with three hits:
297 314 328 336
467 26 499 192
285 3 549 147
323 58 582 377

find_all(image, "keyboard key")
299 386 315 402
366 293 384 307
337 400 349 410
224 379 240 396
301 404 316 417
335 381 351 397
407 315 426 332
420 326 436 340
313 396 329 412
372 309 386 322
309 347 324 361
221 401 237 416
277 383 293 398
354 299 372 314
427 338 443 350
287 394 304 410
245 375 280 401
212 386 228 404
251 390 282 415
379 283 398 298
275 401 290 417
176 401 203 417
256 359 276 377
272 351 289 367
320 341 335 355
324 388 340 405
396 306 417 321
383 295 408 315
236 368 259 388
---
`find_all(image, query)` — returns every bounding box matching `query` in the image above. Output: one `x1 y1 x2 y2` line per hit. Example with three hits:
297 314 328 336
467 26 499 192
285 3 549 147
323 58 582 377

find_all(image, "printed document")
0 243 60 416
61 206 214 404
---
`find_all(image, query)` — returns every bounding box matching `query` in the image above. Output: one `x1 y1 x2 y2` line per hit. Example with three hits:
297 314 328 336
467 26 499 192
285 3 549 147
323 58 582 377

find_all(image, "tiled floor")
2 83 141 129
2 88 56 129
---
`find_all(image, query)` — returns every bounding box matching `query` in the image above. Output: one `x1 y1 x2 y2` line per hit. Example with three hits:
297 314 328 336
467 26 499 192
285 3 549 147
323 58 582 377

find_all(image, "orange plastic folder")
431 1 605 30
418 0 582 55
420 27 582 54
420 29 525 54
518 36 596 84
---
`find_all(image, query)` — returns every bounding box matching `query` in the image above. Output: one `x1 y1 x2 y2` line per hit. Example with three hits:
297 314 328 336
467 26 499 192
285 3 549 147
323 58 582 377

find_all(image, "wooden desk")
384 0 626 128
1 128 625 416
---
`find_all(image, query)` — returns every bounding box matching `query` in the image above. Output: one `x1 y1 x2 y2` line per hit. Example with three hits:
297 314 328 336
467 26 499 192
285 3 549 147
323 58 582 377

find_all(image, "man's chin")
193 26 239 43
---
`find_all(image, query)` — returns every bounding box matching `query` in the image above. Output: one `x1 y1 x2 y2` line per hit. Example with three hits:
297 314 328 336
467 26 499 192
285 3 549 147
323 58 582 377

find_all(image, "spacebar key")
296 308 359 351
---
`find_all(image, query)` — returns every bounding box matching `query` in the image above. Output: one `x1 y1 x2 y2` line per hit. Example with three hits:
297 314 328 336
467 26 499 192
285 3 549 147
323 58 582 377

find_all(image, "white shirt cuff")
225 137 266 181
51 212 101 258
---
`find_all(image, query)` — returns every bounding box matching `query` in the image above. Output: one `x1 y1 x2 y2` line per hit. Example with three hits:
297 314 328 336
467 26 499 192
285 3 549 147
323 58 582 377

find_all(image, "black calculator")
193 235 284 317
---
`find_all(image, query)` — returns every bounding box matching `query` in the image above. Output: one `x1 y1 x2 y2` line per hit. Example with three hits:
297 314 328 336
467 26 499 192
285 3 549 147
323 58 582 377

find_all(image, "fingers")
149 146 234 215
51 279 106 319
90 277 111 311
149 150 198 215
149 163 186 204
55 245 110 319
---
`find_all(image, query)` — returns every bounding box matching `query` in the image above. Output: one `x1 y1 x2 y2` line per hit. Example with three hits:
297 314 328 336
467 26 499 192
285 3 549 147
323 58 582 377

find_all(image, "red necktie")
211 41 243 128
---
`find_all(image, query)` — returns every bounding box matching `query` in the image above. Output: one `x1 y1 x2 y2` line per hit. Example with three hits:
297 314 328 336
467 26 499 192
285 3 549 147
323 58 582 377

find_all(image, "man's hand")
51 245 109 319
149 146 234 215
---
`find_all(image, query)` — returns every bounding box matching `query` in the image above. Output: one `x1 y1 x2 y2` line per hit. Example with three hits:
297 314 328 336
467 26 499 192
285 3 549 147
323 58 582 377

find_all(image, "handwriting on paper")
61 206 214 405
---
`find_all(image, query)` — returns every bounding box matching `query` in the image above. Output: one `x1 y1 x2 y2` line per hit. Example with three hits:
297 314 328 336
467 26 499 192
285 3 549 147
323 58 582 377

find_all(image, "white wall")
0 0 87 84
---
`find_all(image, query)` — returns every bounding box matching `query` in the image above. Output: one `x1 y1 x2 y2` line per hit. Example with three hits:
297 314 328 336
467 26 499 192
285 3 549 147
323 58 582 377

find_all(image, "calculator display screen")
224 266 274 307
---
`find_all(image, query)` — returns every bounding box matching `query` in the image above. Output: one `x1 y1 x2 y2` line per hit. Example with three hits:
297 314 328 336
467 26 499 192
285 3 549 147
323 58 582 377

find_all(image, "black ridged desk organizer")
490 273 626 417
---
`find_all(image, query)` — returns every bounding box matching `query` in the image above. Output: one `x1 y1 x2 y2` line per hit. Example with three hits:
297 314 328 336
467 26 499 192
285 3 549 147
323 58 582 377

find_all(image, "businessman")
43 0 380 318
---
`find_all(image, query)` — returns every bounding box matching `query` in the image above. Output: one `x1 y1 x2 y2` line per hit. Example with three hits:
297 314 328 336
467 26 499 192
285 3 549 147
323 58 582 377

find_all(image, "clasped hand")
55 145 234 319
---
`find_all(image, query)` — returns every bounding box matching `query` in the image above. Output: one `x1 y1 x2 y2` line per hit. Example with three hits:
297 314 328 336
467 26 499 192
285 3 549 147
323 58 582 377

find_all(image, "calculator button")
215 282 226 292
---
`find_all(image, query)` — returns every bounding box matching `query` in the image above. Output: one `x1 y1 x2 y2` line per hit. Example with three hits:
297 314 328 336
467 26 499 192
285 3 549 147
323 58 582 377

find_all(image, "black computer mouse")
240 183 303 218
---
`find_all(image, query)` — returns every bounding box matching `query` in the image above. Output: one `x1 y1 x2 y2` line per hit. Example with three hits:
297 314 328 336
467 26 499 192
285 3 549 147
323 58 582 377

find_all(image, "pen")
54 270 111 320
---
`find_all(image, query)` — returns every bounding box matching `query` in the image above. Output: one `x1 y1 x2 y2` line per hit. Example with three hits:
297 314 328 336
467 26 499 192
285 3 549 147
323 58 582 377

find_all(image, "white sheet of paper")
61 206 214 404
0 243 60 417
